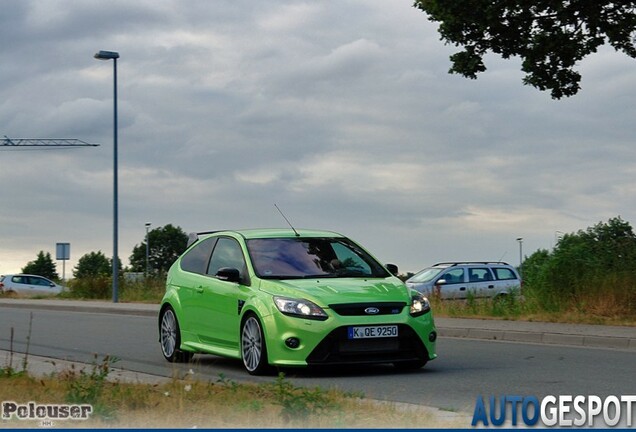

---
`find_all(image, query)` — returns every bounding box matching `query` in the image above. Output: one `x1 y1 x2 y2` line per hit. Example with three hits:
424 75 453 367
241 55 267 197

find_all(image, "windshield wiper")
258 274 334 280
259 272 375 280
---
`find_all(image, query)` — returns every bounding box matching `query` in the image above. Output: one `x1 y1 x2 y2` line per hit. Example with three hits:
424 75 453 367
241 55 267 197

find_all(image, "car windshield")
408 267 445 283
246 237 390 279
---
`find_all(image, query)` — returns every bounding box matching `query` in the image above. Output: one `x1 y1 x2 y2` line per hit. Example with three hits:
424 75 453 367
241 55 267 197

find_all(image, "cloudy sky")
1 0 635 278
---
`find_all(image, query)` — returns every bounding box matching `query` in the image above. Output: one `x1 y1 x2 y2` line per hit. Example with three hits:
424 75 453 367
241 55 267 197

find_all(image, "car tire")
160 307 193 363
241 314 270 375
393 359 427 371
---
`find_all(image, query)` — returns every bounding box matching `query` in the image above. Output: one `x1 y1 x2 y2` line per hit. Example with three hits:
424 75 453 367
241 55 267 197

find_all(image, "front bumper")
260 306 437 367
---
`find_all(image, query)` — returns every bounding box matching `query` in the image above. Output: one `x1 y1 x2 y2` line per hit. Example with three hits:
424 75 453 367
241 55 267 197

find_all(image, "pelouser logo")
471 395 636 427
2 401 92 421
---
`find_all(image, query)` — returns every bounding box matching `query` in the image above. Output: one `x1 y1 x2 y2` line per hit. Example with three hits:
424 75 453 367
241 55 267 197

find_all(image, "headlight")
274 296 328 321
410 295 431 317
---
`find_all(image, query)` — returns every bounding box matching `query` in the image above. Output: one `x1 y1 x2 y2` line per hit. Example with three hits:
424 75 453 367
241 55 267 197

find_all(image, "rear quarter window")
180 237 217 274
493 267 517 280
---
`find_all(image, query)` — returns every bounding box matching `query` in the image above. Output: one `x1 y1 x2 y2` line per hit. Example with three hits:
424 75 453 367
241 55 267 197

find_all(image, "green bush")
64 277 165 302
67 277 112 299
521 217 636 318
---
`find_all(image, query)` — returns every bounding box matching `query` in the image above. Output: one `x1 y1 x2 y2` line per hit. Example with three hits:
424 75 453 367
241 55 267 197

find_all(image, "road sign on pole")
56 243 70 281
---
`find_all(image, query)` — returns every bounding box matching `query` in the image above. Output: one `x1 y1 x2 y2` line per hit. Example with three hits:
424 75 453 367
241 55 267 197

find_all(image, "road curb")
0 299 158 317
437 326 636 351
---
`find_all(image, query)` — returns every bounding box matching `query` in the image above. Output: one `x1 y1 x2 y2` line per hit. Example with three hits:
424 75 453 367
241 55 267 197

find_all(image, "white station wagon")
406 262 521 300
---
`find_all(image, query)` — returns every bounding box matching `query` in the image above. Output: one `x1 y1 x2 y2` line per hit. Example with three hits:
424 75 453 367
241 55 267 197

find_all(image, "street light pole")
516 237 523 277
145 222 151 278
94 50 120 303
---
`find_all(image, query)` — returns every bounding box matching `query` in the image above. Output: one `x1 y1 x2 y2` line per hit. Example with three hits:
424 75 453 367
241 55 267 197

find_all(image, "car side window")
12 276 25 284
29 277 49 286
493 267 517 280
180 237 217 274
440 268 464 284
207 238 247 279
468 268 493 282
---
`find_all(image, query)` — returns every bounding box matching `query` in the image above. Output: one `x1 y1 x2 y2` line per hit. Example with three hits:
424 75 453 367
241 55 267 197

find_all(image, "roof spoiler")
186 231 221 248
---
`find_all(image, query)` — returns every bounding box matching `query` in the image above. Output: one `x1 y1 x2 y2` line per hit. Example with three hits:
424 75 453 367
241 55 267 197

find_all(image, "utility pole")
94 49 120 303
145 222 152 278
516 237 524 278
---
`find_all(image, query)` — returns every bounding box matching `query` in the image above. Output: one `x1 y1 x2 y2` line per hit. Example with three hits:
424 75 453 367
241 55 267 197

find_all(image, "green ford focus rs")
159 229 437 375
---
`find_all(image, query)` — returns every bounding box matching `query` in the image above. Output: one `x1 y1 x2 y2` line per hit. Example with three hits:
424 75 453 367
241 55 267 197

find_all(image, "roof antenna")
274 203 300 237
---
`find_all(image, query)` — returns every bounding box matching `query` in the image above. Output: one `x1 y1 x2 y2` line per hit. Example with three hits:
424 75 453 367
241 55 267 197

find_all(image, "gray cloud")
1 0 635 276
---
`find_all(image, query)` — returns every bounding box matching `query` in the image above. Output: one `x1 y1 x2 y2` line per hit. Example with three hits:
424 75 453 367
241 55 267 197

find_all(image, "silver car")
0 274 65 296
406 262 521 300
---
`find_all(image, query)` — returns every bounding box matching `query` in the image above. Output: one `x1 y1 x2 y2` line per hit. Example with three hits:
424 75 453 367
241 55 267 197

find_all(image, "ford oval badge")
365 307 380 315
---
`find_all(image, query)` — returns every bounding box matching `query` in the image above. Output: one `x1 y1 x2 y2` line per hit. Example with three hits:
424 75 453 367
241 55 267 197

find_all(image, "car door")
9 275 29 294
28 276 56 295
198 237 250 349
176 237 218 334
466 267 496 298
491 267 521 295
436 268 467 299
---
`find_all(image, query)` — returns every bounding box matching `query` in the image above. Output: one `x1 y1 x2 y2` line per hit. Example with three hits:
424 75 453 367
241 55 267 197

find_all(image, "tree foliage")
73 251 112 279
413 0 636 98
129 224 188 274
522 216 636 311
21 251 59 280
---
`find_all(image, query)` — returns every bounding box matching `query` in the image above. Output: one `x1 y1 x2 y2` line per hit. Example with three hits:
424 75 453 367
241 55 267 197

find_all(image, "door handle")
488 285 494 289
460 287 466 291
195 286 204 293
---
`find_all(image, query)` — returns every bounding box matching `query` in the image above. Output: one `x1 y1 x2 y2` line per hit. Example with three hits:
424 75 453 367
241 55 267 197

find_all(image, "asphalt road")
1 306 634 414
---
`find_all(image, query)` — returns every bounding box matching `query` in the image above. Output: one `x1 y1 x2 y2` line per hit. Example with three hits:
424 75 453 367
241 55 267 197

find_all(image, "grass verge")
429 289 636 326
0 355 460 429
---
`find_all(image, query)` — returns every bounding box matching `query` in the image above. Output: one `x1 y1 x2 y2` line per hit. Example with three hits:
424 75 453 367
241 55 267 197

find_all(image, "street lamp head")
94 50 120 60
145 222 152 228
516 237 523 242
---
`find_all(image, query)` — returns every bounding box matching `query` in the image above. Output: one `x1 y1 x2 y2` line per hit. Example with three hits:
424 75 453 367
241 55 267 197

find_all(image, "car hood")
258 277 411 307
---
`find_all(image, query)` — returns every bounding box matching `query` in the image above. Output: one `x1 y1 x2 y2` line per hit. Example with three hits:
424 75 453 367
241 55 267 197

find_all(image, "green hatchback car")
159 229 437 375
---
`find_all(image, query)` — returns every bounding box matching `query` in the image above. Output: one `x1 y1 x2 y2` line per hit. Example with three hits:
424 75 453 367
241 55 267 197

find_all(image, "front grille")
329 302 406 316
306 324 428 365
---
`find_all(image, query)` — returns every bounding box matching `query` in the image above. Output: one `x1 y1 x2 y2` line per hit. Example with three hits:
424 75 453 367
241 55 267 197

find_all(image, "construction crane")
1 136 99 149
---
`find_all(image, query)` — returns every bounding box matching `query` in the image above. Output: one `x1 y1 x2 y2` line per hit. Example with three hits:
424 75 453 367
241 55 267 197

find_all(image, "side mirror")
215 267 241 283
436 278 447 285
386 263 399 276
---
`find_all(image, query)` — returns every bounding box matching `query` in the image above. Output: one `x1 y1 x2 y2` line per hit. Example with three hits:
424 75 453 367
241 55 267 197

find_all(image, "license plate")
348 325 398 339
